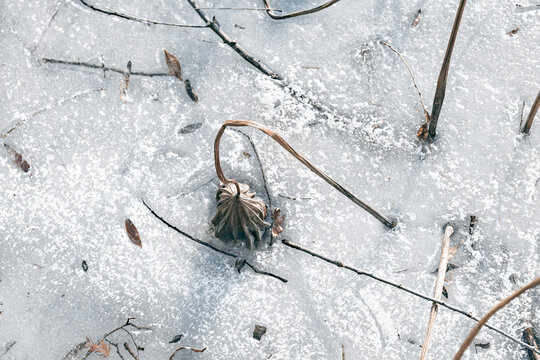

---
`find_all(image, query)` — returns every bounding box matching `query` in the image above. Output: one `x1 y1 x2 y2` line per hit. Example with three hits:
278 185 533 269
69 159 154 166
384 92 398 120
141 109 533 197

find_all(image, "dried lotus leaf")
211 182 269 249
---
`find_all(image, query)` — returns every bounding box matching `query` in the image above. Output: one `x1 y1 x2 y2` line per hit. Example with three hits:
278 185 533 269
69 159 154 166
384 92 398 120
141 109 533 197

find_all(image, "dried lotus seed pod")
211 181 269 249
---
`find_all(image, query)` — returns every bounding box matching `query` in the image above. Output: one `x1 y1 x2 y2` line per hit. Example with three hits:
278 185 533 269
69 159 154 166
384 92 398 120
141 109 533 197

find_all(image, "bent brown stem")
214 120 396 229
262 0 341 20
453 276 540 359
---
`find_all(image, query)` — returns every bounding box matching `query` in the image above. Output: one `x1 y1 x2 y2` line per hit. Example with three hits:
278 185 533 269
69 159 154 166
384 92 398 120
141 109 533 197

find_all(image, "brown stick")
169 346 206 359
522 90 540 134
282 239 540 354
262 0 341 20
214 120 396 229
524 327 540 360
186 0 282 80
427 0 467 140
453 276 540 360
419 224 454 359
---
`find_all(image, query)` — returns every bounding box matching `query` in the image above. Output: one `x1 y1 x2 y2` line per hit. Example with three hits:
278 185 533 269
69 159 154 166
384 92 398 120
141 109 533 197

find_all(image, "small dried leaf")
446 263 459 272
417 113 430 140
184 79 199 102
119 61 132 102
272 208 284 237
169 334 183 344
94 340 110 357
243 152 251 158
164 50 182 81
178 122 202 134
4 143 31 172
442 286 449 299
412 9 422 27
474 342 490 349
253 325 267 341
507 27 519 36
125 219 142 247
82 260 88 272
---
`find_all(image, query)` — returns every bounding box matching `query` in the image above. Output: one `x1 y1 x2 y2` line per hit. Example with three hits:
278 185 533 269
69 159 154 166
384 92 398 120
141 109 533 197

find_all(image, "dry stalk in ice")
522 90 540 134
425 0 467 140
419 224 454 360
212 120 395 249
453 276 540 359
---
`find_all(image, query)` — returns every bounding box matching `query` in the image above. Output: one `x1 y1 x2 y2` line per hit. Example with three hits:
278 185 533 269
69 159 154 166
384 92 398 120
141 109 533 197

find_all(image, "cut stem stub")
212 120 395 248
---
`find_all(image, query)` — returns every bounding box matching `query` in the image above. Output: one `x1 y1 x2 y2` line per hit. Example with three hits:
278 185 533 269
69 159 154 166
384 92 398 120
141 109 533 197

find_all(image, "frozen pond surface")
0 0 539 359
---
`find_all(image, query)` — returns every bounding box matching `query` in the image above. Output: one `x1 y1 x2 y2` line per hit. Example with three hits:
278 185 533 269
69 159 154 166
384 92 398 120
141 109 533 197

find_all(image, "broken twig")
262 0 341 20
41 58 169 77
142 199 288 283
169 346 206 359
186 0 282 80
282 239 540 354
453 276 540 359
419 224 454 359
76 0 207 28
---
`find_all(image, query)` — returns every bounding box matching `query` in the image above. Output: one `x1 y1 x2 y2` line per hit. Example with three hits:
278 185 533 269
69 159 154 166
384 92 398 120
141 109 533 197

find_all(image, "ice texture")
0 0 539 359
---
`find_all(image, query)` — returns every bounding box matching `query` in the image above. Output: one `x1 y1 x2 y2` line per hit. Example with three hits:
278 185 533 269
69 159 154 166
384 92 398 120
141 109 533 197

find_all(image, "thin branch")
379 41 429 120
453 276 540 359
522 90 540 134
262 0 341 20
123 342 138 360
41 58 170 77
75 0 207 28
142 199 288 283
2 87 106 138
186 0 282 80
167 176 217 199
281 239 540 354
428 0 467 140
105 341 126 360
278 193 312 201
420 224 454 360
81 318 150 360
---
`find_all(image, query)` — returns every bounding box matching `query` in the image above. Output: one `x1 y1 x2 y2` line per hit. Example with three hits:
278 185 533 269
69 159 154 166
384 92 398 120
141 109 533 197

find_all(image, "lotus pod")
211 182 269 249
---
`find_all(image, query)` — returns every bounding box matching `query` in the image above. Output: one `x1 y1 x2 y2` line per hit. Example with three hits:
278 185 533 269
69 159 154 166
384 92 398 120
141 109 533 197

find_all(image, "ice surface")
0 0 539 359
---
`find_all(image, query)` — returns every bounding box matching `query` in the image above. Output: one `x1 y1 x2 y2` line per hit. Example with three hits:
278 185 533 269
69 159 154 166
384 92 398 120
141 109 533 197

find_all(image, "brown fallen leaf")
164 50 182 82
125 219 142 247
85 338 111 357
507 27 519 36
417 113 430 141
272 208 284 237
243 151 251 158
4 143 30 172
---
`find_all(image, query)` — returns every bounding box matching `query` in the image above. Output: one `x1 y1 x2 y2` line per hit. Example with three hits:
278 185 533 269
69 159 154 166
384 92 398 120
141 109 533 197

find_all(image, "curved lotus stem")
214 120 396 229
262 0 341 20
453 276 540 360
